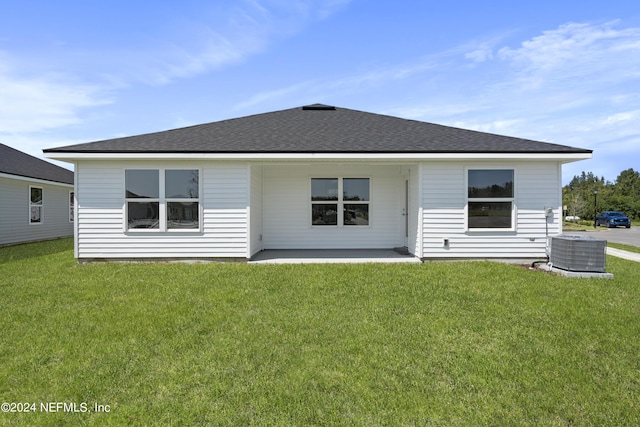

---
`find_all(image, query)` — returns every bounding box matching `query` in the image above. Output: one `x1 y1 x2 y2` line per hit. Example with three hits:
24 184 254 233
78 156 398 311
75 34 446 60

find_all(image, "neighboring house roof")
44 104 592 155
0 143 74 185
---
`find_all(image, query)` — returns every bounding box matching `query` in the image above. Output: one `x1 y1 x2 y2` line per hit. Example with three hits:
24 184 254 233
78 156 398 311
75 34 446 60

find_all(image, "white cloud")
0 57 110 134
451 119 525 136
384 104 486 121
465 46 493 63
497 21 640 88
404 22 640 133
1 0 352 144
233 50 451 110
112 0 352 86
603 110 640 125
234 81 317 110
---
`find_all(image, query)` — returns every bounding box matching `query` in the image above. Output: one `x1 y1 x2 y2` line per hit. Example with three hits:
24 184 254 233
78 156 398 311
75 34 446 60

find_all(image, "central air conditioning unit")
548 235 607 273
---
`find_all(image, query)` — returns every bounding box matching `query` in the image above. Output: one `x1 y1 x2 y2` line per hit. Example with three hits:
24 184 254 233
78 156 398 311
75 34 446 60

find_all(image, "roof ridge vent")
302 104 336 111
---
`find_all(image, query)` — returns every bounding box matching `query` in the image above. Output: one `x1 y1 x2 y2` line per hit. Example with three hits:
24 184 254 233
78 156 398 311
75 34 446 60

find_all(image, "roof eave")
0 171 74 187
44 151 593 162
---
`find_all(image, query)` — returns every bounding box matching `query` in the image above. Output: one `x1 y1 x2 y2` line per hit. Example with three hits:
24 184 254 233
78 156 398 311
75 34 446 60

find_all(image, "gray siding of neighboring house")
0 176 73 246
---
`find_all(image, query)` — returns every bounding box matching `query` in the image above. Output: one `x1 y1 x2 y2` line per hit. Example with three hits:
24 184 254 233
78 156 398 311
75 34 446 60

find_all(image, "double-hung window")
125 169 199 231
467 169 514 230
30 186 43 224
311 178 370 226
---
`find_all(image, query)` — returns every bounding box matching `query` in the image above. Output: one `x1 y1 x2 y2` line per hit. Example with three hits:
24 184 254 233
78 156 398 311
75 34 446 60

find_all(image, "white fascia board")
0 172 74 188
45 152 593 162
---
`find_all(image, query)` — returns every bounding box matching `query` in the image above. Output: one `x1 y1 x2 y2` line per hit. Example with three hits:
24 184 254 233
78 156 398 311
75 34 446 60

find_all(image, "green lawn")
1 238 639 426
609 242 640 254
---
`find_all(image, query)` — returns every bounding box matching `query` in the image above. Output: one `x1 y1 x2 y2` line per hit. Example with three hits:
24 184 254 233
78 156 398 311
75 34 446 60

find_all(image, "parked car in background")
595 211 631 228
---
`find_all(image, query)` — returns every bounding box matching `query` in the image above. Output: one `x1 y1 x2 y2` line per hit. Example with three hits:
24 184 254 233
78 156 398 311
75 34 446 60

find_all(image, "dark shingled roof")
44 104 592 155
0 143 74 185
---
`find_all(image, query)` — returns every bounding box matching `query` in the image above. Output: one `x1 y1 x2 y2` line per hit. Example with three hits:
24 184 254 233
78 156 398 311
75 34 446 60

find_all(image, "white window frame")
465 168 516 232
29 185 43 225
124 168 201 233
310 177 371 227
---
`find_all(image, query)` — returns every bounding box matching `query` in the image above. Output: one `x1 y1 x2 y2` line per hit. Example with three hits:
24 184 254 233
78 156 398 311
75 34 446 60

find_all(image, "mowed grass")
1 239 639 426
609 242 640 254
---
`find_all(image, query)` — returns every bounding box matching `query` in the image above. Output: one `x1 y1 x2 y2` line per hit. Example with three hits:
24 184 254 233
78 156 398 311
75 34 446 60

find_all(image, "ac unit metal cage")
548 235 607 273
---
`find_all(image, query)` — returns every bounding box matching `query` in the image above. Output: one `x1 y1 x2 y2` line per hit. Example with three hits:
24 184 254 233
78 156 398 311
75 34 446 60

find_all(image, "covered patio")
248 248 421 264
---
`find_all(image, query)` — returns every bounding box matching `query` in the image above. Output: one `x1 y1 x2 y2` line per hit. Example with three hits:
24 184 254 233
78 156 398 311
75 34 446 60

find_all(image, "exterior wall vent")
548 234 606 273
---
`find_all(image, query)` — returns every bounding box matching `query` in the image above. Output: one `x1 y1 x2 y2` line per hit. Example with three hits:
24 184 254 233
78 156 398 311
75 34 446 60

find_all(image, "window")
467 169 514 230
126 170 159 229
69 191 75 222
311 178 369 226
311 178 338 225
30 186 43 224
125 169 199 231
165 170 199 229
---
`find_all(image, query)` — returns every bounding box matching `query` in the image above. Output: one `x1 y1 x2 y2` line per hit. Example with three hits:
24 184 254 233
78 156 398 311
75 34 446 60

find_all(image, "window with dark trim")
467 169 514 229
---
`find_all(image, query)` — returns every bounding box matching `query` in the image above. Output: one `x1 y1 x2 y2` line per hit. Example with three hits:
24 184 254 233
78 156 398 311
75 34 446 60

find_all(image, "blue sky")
1 0 639 184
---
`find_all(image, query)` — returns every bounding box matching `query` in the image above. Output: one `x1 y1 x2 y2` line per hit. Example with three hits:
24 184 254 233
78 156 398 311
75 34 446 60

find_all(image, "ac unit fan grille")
549 235 606 273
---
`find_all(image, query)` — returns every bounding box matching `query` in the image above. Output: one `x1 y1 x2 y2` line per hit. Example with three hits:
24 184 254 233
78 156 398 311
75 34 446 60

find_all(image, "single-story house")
43 104 592 262
1 143 74 246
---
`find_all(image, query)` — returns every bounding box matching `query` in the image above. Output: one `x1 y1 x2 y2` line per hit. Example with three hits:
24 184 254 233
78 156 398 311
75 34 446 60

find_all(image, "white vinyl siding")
421 161 561 259
248 165 263 257
74 160 248 260
0 176 73 246
262 164 404 249
516 163 562 238
69 157 565 261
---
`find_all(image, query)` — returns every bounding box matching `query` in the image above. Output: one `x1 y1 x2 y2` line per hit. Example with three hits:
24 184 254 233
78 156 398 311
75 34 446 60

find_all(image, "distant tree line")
563 168 640 221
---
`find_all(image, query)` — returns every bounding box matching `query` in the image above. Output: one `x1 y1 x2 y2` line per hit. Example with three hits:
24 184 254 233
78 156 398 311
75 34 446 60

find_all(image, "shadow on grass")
0 237 74 264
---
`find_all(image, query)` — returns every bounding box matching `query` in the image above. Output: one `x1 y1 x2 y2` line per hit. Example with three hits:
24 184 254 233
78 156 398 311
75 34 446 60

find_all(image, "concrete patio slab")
249 249 422 264
248 247 640 266
537 263 614 279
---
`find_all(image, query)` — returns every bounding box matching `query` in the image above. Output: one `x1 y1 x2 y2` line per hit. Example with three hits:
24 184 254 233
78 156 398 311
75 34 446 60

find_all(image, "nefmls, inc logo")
40 402 89 413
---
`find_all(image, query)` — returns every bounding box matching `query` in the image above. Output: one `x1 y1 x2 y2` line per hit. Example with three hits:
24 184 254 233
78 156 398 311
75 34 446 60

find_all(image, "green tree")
563 168 640 221
611 168 640 219
563 172 605 220
615 168 640 197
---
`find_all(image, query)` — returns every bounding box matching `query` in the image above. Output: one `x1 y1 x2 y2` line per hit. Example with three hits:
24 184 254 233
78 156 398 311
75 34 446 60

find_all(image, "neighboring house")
44 104 592 262
1 143 74 246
